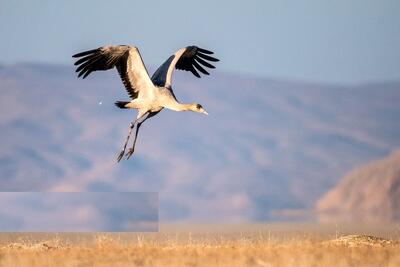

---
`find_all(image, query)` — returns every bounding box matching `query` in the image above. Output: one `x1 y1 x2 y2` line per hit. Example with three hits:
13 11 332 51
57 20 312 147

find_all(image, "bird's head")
190 103 208 115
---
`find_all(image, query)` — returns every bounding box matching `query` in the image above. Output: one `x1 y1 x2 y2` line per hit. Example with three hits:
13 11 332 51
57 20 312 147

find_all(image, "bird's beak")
203 110 209 115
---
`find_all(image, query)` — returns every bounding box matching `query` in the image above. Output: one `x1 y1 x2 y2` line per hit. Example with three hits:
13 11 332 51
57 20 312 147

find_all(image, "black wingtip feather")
78 66 91 78
193 60 209 75
72 48 100 58
82 70 92 79
189 66 200 78
195 57 215 69
76 63 88 73
197 47 214 54
74 54 95 65
197 53 219 62
75 56 97 73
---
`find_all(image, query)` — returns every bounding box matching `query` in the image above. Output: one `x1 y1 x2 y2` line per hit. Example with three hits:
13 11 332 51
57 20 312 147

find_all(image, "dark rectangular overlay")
0 192 158 232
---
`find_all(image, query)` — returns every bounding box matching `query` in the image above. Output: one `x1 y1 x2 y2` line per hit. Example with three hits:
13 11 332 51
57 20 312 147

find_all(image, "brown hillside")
317 151 400 222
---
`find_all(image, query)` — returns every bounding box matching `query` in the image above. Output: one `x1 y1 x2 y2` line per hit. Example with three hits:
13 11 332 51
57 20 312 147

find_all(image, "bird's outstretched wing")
72 45 153 100
151 46 219 88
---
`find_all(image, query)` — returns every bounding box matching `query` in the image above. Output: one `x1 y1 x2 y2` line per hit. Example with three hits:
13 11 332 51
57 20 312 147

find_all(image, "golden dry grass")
1 224 399 267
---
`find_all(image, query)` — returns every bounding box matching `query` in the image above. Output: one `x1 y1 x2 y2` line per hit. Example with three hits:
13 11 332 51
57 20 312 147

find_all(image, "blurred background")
0 0 399 227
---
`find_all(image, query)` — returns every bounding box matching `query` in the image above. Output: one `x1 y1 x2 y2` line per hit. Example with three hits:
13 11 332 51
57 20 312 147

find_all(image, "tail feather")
115 101 130 109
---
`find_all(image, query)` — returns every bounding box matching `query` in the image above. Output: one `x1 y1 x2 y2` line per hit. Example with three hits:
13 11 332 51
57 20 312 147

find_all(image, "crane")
72 45 219 162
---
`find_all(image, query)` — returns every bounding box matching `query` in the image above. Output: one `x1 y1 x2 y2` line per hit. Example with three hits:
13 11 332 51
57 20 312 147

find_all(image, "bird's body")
72 45 218 161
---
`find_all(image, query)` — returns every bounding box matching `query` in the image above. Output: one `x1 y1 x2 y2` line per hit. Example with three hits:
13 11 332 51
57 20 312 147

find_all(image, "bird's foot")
125 148 135 159
117 150 125 162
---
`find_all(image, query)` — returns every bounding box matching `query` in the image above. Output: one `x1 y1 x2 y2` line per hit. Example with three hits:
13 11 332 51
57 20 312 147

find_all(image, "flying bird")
72 45 219 162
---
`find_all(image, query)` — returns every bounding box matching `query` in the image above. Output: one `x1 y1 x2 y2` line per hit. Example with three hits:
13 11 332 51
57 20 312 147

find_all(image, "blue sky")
1 0 400 84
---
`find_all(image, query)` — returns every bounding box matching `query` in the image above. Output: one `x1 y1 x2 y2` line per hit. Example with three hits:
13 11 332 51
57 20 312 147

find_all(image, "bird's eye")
196 104 202 110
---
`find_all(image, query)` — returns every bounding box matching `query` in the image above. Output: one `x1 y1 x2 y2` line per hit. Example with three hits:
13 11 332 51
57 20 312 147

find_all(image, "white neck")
163 98 193 112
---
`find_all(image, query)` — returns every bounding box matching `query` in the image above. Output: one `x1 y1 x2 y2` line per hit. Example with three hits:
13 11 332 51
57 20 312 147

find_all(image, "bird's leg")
117 121 135 162
125 112 156 159
125 122 142 159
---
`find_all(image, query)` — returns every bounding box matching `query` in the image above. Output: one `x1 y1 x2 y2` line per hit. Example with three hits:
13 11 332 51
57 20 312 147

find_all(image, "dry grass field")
1 224 399 267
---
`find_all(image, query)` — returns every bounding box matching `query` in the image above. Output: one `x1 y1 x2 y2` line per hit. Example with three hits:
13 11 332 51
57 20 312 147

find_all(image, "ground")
1 224 399 267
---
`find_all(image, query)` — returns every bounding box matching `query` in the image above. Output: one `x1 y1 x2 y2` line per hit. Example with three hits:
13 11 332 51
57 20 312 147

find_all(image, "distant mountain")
317 150 400 223
0 63 399 222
